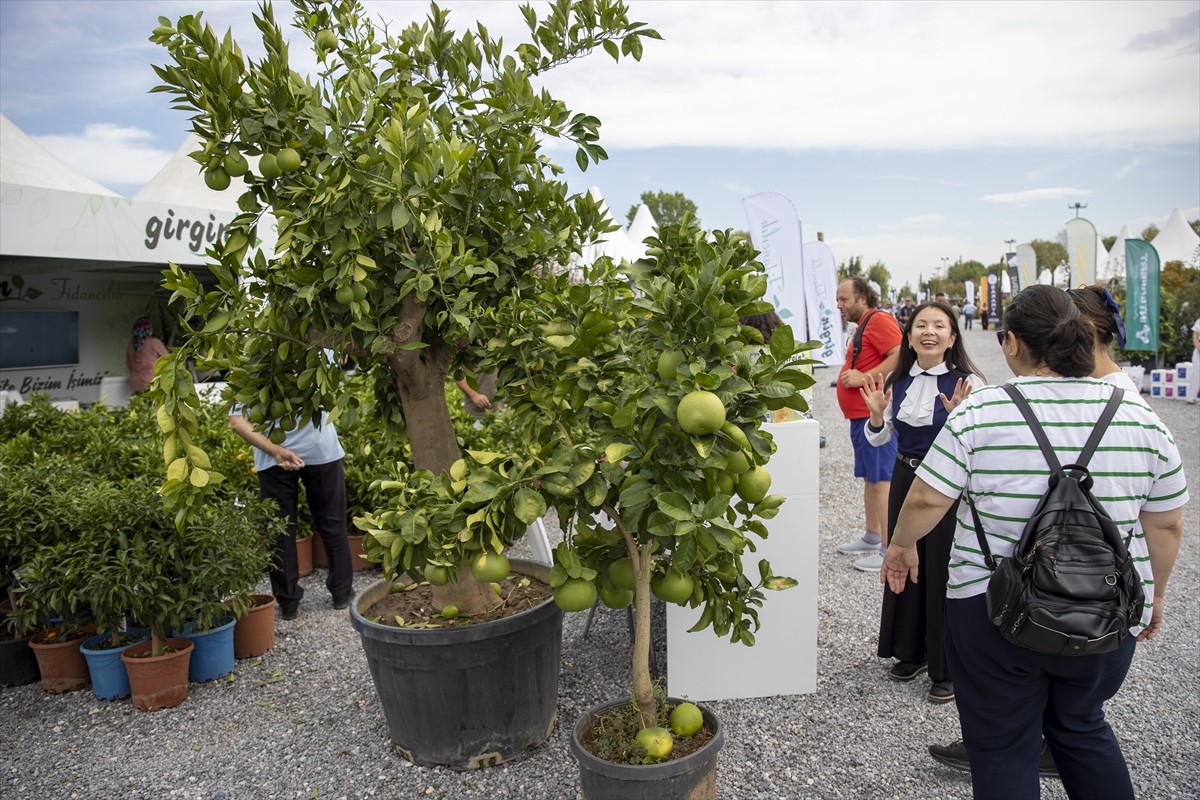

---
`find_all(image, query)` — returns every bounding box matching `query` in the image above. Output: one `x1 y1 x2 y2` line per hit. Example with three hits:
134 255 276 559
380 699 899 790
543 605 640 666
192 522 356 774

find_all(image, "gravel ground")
2 324 1197 799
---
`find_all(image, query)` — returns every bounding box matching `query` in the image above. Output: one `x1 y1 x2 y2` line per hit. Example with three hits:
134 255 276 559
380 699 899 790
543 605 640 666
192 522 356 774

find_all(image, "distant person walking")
961 302 976 330
834 277 902 572
126 316 169 393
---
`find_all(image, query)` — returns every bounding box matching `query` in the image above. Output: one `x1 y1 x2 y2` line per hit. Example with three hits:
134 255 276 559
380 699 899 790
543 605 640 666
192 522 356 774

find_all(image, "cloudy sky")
1 0 1197 291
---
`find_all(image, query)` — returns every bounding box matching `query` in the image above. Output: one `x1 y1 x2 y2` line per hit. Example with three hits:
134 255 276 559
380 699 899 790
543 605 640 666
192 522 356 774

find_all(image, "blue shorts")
849 418 897 483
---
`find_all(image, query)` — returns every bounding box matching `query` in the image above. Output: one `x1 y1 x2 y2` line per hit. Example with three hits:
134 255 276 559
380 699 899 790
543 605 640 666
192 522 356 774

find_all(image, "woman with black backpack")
880 285 1187 800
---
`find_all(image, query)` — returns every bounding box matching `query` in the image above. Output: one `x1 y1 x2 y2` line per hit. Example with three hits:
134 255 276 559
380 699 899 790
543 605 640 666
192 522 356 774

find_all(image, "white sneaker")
837 537 880 554
853 553 884 572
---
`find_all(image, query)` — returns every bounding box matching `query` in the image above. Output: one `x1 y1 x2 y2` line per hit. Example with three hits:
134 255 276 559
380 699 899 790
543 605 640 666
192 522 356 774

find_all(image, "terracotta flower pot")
233 594 276 658
312 531 328 568
28 628 93 693
296 535 314 577
122 638 193 711
348 533 374 572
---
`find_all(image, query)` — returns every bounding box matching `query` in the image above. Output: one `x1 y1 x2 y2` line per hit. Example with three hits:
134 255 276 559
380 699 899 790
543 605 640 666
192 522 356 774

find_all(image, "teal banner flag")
1124 239 1160 352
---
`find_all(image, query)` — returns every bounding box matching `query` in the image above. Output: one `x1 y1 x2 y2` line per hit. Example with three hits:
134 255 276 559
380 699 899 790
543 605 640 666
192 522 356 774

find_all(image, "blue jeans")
945 593 1136 800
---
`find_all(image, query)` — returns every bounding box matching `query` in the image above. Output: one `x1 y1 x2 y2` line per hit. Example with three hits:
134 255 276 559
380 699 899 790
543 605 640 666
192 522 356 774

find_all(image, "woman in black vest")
860 301 983 702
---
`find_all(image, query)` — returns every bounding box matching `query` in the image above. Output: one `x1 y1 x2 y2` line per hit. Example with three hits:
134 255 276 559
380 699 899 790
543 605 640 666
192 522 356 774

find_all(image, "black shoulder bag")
967 384 1144 656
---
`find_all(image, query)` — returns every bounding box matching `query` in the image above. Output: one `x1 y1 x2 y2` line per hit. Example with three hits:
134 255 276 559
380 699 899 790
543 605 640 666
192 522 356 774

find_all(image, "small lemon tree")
146 0 659 612
359 219 816 728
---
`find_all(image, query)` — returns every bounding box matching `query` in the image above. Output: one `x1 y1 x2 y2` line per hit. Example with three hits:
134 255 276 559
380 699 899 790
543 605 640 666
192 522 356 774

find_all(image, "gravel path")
2 324 1196 799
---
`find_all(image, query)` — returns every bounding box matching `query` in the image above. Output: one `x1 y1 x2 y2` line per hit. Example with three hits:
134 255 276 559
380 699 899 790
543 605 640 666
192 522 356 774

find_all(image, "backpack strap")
969 383 1125 571
848 309 877 370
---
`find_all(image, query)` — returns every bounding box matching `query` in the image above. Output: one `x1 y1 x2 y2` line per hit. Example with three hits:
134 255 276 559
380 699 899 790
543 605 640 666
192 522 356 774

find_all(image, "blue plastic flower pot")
81 629 150 700
173 616 236 682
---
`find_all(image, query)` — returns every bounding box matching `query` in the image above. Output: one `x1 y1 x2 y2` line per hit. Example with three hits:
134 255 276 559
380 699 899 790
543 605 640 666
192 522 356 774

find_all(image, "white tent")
0 114 119 197
1152 208 1200 267
625 203 658 260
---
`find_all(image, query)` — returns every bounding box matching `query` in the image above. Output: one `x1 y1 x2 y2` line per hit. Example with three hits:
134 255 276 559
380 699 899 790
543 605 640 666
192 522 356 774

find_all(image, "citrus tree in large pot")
361 219 815 798
148 0 658 768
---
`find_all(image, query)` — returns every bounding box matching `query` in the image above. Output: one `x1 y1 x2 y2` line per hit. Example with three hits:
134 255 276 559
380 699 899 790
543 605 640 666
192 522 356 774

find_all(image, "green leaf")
765 576 798 591
512 487 546 525
466 450 504 465
604 442 634 464
655 492 692 521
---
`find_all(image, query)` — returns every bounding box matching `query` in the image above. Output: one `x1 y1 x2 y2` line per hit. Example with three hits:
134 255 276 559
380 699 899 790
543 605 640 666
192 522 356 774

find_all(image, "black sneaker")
928 680 955 703
928 739 1060 779
280 604 299 620
332 596 351 610
888 660 928 682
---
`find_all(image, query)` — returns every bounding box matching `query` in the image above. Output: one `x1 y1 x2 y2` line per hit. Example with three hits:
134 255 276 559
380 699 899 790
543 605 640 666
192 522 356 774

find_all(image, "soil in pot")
571 698 725 800
361 573 551 628
28 628 93 693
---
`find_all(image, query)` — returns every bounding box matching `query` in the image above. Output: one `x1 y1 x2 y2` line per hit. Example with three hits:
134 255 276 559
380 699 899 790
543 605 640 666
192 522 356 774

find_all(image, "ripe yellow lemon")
470 551 510 583
677 390 725 435
553 578 598 612
669 702 703 737
736 466 772 503
635 727 674 760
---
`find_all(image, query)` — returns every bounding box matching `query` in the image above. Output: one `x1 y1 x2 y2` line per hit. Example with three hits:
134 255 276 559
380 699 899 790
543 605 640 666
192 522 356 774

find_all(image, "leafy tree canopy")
148 0 659 514
625 190 698 228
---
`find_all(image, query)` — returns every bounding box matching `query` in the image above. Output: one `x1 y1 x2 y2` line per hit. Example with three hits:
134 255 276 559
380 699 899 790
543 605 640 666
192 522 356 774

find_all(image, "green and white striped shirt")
917 376 1188 633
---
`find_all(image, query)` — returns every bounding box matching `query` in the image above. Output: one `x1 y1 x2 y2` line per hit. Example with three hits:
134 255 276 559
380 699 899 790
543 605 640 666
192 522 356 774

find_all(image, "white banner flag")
742 192 807 341
1066 217 1099 287
1016 244 1037 291
964 279 976 307
801 239 845 366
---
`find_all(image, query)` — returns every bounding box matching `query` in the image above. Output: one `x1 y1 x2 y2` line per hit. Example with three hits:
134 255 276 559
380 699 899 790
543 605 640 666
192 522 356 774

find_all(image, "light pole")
1004 239 1015 256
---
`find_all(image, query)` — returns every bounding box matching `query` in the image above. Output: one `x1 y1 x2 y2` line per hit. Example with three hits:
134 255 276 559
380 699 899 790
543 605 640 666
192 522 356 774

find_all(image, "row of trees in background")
619 189 1197 364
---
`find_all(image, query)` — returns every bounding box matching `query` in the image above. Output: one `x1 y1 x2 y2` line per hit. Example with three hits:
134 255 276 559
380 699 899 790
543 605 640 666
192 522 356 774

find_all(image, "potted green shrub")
147 0 658 767
361 219 814 797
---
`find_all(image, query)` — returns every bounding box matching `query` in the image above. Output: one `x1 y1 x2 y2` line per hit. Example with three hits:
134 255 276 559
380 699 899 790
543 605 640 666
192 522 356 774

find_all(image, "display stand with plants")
147 0 658 768
363 222 814 798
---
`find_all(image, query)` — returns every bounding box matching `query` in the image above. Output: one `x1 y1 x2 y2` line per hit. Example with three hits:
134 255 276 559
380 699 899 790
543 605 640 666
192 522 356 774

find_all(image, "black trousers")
257 459 353 609
877 456 956 681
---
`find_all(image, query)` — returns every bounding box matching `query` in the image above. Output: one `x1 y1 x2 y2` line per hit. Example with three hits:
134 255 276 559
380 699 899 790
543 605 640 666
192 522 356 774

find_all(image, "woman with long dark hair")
1067 285 1142 395
860 300 983 702
883 285 1186 799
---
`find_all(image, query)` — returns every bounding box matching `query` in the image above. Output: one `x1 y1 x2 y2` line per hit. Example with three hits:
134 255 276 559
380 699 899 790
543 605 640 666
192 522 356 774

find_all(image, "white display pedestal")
666 418 820 701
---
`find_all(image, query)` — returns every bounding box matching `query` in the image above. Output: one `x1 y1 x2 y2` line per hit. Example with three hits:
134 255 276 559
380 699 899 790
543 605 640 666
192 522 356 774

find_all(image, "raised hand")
939 377 973 413
859 371 891 419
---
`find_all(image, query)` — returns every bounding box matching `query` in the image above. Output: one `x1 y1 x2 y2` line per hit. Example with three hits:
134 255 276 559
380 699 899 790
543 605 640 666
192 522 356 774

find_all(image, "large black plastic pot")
570 697 725 800
350 559 563 769
0 633 39 687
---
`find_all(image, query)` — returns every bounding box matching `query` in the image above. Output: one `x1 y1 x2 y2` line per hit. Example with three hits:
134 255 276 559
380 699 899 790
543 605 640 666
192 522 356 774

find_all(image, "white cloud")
1114 156 1147 180
34 124 173 193
980 188 1091 206
902 214 945 225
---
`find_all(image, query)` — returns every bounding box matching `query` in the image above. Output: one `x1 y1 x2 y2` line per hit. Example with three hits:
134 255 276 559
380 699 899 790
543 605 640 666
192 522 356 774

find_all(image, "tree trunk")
386 293 459 474
631 543 657 729
432 566 504 616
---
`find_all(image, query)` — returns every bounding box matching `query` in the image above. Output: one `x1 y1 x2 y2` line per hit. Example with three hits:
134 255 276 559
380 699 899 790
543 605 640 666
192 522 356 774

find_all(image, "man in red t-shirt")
834 278 902 571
